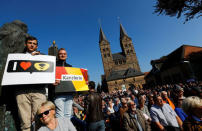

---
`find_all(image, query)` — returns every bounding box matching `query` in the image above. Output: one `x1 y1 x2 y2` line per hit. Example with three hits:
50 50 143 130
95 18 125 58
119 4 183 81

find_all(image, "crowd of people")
70 81 202 131
1 35 202 131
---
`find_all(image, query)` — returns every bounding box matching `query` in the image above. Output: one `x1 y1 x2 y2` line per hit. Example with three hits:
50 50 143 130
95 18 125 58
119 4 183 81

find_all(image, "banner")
55 67 89 92
1 53 56 86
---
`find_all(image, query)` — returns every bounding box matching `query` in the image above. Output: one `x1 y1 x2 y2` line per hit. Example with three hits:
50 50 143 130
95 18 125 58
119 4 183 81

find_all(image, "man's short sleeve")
150 108 159 122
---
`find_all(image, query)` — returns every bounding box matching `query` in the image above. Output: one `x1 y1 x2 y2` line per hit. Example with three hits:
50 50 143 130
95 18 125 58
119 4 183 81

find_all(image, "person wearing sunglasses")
37 101 76 131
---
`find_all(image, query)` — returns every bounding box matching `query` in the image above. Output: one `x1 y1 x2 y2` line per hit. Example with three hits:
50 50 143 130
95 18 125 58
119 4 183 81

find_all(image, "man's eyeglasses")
130 104 136 106
38 109 52 118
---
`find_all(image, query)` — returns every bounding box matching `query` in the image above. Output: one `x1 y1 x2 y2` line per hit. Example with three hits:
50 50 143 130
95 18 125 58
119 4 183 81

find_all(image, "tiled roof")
183 45 202 59
151 45 202 71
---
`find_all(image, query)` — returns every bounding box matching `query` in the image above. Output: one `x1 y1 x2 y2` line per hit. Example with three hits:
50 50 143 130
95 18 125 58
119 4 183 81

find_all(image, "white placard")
1 53 56 86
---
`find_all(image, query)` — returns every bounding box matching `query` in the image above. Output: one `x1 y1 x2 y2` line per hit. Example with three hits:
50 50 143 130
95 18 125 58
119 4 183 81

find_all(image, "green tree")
154 0 202 22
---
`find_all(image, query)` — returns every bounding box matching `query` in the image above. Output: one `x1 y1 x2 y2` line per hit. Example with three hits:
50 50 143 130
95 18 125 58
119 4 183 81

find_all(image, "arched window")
115 61 118 65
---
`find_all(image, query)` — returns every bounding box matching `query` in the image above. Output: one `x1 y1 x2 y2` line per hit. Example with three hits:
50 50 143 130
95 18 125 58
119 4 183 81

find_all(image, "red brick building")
145 45 202 86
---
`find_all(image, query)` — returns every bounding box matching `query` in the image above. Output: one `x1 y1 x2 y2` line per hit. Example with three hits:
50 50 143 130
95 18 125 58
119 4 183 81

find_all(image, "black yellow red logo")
7 60 54 73
34 62 50 71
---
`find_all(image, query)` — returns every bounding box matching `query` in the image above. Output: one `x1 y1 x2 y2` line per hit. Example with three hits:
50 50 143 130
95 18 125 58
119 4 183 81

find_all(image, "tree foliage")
154 0 202 22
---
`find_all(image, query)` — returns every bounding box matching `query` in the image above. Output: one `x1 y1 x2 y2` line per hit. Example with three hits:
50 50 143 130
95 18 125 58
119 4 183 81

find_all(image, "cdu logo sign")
34 62 50 71
1 53 56 86
7 60 54 73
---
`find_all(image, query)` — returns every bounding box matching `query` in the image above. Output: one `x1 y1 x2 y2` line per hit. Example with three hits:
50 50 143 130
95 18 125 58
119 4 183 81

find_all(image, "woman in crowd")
182 96 202 131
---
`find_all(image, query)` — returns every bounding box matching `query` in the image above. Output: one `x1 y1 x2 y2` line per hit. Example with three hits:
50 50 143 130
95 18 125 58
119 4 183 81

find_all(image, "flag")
55 67 89 92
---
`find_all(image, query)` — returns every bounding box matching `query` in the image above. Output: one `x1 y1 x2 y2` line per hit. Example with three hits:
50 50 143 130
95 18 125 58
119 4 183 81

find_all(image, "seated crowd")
32 80 202 131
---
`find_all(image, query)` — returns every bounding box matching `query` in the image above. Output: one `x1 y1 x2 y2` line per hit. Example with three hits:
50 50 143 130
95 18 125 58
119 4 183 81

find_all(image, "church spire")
99 27 107 43
120 24 128 39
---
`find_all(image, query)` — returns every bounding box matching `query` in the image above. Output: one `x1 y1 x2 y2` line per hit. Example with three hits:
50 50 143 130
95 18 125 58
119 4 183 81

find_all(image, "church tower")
99 23 145 93
99 27 113 77
119 24 141 71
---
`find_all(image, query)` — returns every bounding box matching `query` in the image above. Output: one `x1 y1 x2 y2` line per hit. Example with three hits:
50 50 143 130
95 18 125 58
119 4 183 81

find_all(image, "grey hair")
127 100 134 107
161 91 167 95
182 96 202 115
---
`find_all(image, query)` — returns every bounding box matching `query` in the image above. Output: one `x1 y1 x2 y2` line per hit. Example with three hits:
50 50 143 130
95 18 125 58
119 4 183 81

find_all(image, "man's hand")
155 122 165 131
53 79 60 86
176 116 183 130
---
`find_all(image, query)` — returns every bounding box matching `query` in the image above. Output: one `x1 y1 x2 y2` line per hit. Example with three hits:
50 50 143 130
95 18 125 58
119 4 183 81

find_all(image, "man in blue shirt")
150 95 183 131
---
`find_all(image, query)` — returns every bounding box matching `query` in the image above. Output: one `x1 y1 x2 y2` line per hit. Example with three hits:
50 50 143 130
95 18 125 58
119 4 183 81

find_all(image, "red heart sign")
20 62 32 70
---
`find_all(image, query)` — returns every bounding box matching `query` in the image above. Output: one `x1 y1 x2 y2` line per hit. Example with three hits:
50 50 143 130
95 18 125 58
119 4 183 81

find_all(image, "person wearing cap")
37 101 76 131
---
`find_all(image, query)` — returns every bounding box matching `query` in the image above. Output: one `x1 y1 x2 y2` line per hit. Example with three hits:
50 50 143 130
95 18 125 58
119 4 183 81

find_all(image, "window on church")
127 50 130 54
106 48 109 51
125 44 128 48
104 54 106 58
115 61 118 65
103 49 105 52
130 50 133 53
119 60 122 64
107 53 110 57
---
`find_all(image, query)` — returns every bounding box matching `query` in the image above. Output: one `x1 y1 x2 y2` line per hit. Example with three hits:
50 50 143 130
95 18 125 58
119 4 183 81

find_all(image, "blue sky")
1 0 202 84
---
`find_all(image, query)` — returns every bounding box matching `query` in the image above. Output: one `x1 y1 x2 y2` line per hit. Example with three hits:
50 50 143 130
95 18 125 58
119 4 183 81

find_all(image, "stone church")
99 24 145 93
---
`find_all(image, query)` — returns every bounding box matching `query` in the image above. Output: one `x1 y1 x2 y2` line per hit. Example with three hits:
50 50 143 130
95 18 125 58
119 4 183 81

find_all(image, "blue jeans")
88 120 105 131
54 95 73 119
